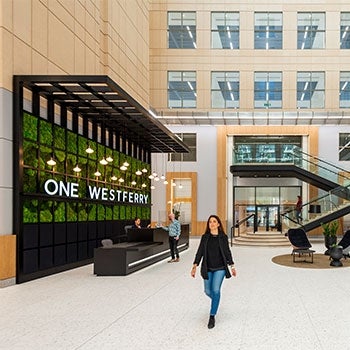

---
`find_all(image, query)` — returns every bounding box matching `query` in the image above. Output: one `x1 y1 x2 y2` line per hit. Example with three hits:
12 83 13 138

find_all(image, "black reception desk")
93 224 189 276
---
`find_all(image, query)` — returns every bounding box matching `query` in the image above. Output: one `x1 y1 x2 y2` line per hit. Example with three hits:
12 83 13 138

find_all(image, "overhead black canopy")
13 75 189 154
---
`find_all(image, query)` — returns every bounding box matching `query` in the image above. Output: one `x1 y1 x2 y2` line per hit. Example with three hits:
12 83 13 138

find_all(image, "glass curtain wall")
235 186 301 232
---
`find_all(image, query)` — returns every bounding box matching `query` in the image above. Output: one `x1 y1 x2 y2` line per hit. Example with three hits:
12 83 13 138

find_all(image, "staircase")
232 231 290 247
231 146 350 234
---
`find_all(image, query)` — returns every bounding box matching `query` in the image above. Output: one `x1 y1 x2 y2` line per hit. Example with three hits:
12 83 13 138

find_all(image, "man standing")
163 213 181 262
295 195 302 224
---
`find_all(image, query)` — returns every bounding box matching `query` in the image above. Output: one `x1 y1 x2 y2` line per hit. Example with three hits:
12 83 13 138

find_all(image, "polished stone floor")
1 238 350 349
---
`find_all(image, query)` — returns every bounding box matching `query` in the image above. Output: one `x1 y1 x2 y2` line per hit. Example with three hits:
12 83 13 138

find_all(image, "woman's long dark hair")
205 215 226 235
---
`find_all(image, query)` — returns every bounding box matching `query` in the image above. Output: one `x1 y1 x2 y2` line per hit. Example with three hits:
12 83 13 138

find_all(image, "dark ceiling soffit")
14 75 189 154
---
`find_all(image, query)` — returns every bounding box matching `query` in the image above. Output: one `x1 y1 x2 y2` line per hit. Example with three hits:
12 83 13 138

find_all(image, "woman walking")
191 215 237 329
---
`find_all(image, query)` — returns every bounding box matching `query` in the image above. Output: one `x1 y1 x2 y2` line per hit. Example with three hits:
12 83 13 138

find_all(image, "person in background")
132 217 142 229
295 195 302 224
191 215 237 329
162 213 181 262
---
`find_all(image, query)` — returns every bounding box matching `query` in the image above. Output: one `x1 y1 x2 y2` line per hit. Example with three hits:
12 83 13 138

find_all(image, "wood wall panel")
166 172 198 235
0 235 16 280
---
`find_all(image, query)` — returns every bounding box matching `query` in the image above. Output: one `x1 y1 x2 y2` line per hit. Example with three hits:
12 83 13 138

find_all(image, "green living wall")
22 112 151 224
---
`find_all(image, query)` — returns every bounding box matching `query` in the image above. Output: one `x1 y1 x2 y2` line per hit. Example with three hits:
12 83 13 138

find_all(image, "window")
254 12 282 49
297 72 325 108
211 12 239 49
340 72 350 108
168 12 196 49
297 12 325 49
340 13 350 49
169 133 197 161
168 71 196 108
211 72 239 108
254 72 282 108
339 133 350 160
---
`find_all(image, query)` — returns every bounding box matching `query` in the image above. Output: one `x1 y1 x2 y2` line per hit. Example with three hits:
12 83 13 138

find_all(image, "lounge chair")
287 228 315 263
338 230 350 258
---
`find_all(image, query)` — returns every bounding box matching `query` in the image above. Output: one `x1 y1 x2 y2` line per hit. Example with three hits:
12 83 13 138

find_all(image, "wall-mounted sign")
44 179 149 204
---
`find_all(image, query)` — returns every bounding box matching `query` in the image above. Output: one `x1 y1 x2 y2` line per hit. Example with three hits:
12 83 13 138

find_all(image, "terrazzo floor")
1 238 350 349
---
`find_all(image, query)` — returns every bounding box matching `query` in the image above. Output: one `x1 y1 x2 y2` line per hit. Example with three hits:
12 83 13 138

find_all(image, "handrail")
235 213 255 227
294 147 350 178
233 145 350 183
231 214 255 246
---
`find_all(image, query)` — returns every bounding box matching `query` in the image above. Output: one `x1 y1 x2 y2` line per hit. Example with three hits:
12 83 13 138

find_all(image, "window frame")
254 12 283 50
211 12 240 49
168 11 197 49
211 71 240 108
254 72 282 109
168 71 197 109
297 12 325 49
297 71 325 109
340 12 350 49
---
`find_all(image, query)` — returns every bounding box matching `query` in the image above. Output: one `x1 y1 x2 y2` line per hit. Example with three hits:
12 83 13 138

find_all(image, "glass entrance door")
256 205 280 231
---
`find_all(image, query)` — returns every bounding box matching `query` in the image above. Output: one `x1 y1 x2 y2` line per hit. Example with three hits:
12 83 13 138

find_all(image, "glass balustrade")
281 185 350 229
233 145 350 187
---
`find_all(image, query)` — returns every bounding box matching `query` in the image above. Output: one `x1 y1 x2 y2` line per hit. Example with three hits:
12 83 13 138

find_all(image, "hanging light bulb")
118 178 124 183
106 156 113 162
120 165 127 171
73 164 81 173
141 183 147 188
150 185 155 190
163 180 168 185
94 170 101 177
85 145 94 154
154 176 160 182
131 180 137 186
152 171 157 177
142 168 148 173
111 175 118 181
160 174 165 180
100 157 108 165
172 182 176 187
179 184 183 189
148 174 154 179
123 161 129 167
47 157 56 166
135 170 142 176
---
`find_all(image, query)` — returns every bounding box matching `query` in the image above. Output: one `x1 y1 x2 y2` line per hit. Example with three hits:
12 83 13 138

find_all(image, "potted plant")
172 202 181 220
321 220 339 255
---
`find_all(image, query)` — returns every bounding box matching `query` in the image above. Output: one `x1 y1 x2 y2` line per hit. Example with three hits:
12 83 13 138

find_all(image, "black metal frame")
13 75 189 283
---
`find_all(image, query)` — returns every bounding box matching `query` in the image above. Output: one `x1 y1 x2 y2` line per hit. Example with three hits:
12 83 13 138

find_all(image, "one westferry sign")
43 179 149 204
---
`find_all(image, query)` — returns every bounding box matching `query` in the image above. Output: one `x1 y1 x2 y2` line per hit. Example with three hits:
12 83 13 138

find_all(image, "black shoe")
208 315 215 329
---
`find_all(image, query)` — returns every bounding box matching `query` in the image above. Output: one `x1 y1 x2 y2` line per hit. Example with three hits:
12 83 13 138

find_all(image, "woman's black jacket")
193 232 234 280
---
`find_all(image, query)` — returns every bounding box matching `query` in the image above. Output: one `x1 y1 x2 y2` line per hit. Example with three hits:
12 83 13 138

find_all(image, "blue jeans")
203 269 226 316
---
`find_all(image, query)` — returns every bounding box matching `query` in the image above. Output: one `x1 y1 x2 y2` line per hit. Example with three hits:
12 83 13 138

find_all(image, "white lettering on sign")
44 179 79 198
43 180 148 204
